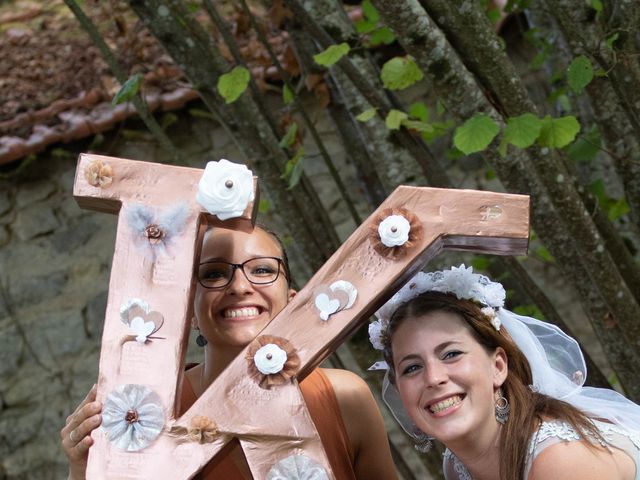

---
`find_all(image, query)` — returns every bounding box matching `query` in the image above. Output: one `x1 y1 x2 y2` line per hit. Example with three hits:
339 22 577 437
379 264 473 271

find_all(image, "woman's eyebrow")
199 257 227 263
434 340 463 355
397 340 464 364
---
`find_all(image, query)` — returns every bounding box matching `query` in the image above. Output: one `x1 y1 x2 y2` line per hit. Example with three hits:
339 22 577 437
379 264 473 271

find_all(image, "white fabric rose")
101 384 164 451
266 455 329 480
481 306 501 331
377 215 411 247
254 343 288 375
368 320 387 351
196 159 254 221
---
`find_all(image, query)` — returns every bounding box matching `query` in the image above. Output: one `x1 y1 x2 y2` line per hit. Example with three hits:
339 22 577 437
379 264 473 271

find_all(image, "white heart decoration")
330 280 358 309
314 293 341 321
130 316 156 343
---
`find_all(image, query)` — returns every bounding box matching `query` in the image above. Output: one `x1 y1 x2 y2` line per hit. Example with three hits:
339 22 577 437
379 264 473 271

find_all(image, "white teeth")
429 395 462 414
223 307 259 318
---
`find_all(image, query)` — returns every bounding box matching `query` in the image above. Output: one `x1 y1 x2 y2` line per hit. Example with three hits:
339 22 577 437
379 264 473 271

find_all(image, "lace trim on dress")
444 421 640 480
597 423 640 450
443 449 472 480
528 420 640 457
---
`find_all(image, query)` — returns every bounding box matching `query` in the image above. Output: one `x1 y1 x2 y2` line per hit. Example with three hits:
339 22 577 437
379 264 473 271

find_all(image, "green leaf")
258 199 271 214
369 26 396 46
400 118 433 133
513 304 544 320
567 55 594 94
606 33 619 50
356 107 377 122
409 102 429 122
380 56 424 91
608 198 630 221
361 0 379 22
281 148 305 190
485 168 496 180
590 0 603 13
557 94 571 112
538 115 581 148
112 73 143 105
535 245 555 263
453 114 500 155
279 122 298 148
217 66 250 104
471 256 491 271
486 7 501 25
590 178 607 201
421 120 452 143
313 43 350 67
385 109 408 130
283 84 294 105
566 127 601 162
502 113 543 152
355 18 376 34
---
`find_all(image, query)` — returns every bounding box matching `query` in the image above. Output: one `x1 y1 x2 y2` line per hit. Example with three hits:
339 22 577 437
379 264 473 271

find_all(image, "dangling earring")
196 332 207 347
413 430 433 453
495 389 510 424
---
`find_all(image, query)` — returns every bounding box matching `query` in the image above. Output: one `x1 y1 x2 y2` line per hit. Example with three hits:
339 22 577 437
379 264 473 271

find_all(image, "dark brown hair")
383 291 603 480
254 223 292 287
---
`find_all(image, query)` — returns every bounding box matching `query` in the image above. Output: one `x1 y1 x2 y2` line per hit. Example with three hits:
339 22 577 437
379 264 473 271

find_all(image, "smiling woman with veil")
369 265 640 480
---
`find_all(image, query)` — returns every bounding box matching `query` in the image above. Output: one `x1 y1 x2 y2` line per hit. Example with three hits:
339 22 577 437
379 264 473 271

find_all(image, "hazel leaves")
454 113 581 156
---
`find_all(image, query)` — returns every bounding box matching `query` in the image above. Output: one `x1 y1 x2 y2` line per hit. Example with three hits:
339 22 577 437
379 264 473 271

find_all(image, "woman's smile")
426 394 465 416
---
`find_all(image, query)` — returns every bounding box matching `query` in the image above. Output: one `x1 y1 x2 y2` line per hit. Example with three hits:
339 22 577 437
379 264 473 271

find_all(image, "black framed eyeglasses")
197 257 286 289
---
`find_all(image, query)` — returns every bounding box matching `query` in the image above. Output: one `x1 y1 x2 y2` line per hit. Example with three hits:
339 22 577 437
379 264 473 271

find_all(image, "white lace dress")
442 420 640 480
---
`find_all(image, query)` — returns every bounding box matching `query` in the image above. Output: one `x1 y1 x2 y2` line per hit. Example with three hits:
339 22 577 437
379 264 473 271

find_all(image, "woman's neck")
447 421 502 480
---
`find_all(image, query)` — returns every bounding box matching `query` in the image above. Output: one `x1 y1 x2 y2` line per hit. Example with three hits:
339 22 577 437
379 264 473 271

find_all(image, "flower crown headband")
369 264 505 351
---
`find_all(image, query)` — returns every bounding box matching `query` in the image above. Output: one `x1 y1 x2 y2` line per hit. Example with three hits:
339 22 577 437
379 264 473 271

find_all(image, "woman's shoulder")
528 419 637 480
319 368 370 394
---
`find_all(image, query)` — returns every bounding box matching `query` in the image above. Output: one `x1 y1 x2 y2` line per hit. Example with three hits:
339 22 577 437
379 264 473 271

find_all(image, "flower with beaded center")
101 384 164 451
196 159 254 220
378 215 411 247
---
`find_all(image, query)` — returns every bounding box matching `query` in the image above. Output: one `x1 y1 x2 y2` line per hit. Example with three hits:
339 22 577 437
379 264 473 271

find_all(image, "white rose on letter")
378 214 411 247
196 159 254 220
254 343 288 375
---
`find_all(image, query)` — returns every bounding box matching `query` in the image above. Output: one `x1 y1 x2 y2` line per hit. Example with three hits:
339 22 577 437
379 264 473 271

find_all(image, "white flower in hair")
368 319 388 350
196 159 254 220
481 306 501 331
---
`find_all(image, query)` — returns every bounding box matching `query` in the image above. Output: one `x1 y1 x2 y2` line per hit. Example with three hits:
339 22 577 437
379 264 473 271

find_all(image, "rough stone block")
26 309 87 358
16 180 57 208
0 323 21 378
8 271 68 308
0 226 8 248
48 217 99 255
0 189 11 216
13 204 61 241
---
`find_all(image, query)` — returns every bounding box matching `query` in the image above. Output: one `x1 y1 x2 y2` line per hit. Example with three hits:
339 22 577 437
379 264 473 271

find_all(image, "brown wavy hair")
382 291 603 480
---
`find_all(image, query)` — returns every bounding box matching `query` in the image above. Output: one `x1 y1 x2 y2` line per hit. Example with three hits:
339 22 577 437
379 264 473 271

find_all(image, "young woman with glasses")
61 225 397 479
